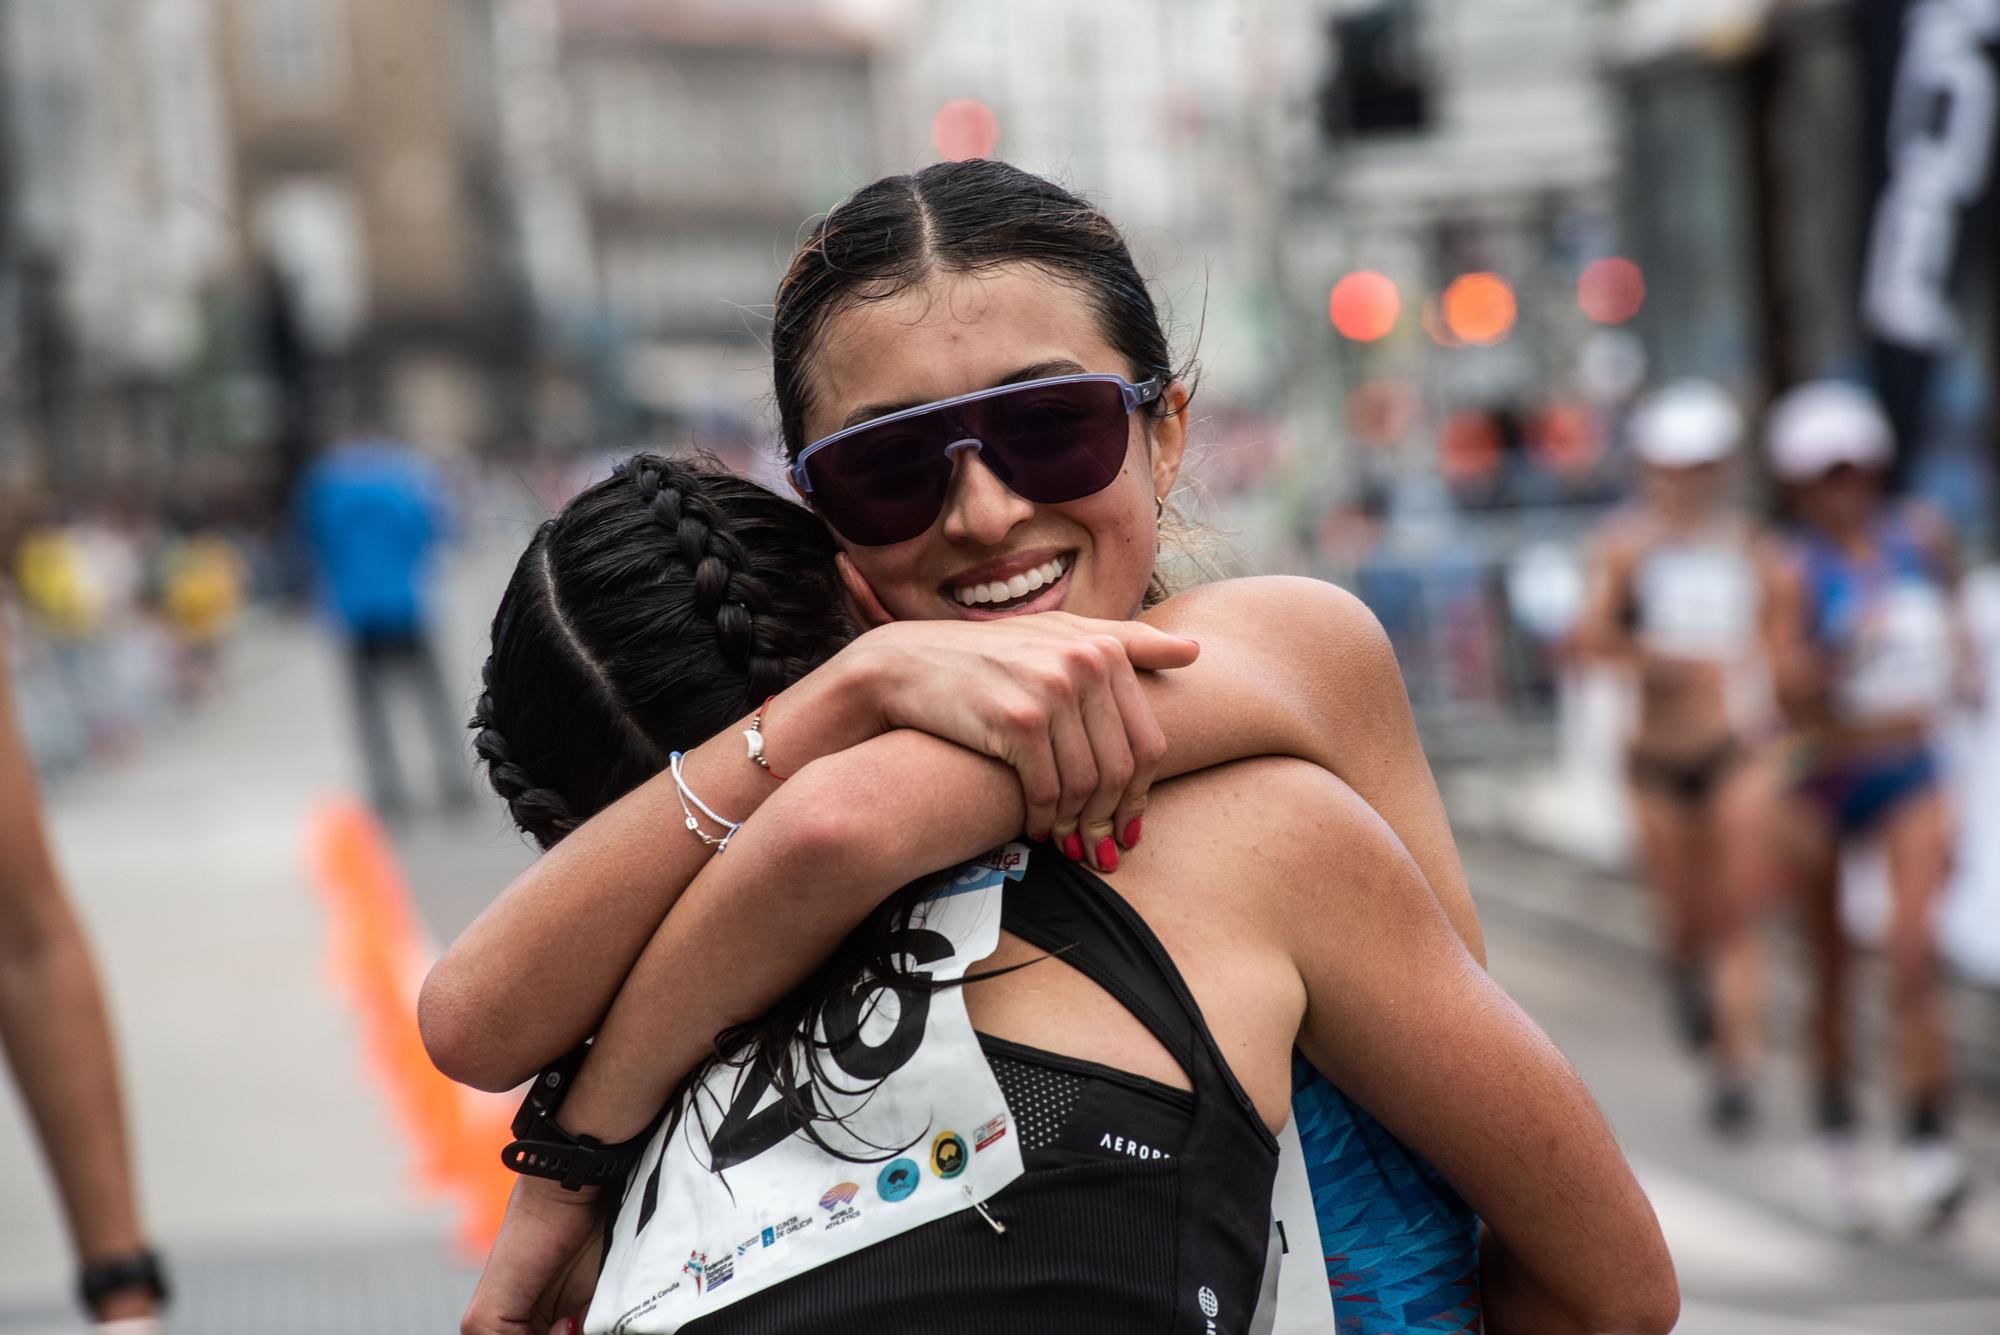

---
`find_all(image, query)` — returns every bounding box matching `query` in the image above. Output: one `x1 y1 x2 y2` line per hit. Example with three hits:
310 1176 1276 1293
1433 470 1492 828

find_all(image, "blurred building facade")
1612 0 1998 545
215 0 520 468
532 0 884 441
0 0 236 495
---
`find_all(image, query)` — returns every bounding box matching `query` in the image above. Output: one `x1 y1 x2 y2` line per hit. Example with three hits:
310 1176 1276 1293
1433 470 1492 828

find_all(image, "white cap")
1766 381 1893 481
1629 380 1743 468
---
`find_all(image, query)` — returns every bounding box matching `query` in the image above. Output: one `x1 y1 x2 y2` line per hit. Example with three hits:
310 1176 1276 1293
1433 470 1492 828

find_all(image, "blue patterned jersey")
1292 1056 1483 1333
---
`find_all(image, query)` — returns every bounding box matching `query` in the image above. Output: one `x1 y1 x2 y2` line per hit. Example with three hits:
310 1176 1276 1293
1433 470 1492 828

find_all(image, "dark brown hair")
771 158 1186 457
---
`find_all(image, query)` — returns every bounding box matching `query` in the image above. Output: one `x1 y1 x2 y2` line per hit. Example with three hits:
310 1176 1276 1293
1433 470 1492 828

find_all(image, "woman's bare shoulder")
1145 576 1398 689
1145 757 1420 911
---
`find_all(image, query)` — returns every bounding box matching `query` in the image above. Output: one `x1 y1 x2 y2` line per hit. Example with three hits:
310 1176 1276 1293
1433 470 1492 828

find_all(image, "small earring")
1154 494 1166 530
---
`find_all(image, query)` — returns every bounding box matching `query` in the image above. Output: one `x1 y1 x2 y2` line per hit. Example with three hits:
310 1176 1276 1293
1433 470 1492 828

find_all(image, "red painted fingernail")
1121 818 1142 848
1029 829 1049 843
1062 832 1083 861
1096 838 1118 872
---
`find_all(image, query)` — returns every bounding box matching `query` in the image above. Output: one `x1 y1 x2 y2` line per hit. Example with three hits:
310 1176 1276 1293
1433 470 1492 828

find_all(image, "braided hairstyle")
471 452 851 849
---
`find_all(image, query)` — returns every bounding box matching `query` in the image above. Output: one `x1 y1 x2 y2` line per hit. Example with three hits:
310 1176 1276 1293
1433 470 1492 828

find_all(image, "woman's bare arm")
425 576 1482 1089
1143 577 1484 963
421 615 1195 1088
555 732 1023 1137
0 623 155 1320
1272 767 1675 1335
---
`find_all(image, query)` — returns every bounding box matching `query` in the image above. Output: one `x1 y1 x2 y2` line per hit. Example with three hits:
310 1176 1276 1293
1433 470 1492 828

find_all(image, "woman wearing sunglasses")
434 161 1675 1333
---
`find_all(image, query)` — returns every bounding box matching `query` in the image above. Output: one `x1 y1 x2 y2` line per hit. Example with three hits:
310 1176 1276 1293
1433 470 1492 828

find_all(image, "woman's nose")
938 448 1034 547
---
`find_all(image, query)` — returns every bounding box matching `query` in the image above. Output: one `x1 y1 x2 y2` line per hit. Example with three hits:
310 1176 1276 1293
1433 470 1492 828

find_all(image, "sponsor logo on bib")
974 1113 1009 1152
876 1158 920 1202
818 1181 862 1229
931 1131 968 1179
682 1251 733 1295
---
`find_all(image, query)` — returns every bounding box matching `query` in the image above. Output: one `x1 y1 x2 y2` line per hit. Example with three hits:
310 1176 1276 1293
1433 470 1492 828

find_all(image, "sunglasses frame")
789 372 1164 507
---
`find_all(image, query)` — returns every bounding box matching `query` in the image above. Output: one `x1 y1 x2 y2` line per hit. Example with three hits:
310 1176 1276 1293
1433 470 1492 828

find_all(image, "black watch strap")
504 1041 648 1191
502 1121 649 1191
78 1247 169 1313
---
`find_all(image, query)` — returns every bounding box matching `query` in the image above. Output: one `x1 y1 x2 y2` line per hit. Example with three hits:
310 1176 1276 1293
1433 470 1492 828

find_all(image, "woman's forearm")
0 900 148 1264
425 602 1305 1090
558 731 1023 1141
420 645 893 1091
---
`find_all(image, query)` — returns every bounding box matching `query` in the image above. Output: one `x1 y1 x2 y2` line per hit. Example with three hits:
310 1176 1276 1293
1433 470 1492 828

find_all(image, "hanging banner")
1859 0 2000 479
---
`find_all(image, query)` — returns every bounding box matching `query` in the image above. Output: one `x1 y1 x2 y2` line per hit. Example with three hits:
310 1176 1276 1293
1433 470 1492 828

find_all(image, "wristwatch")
502 1042 651 1192
77 1248 169 1314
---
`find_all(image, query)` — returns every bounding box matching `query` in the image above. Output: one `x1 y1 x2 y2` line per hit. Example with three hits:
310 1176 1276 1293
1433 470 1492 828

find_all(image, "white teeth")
951 556 1068 606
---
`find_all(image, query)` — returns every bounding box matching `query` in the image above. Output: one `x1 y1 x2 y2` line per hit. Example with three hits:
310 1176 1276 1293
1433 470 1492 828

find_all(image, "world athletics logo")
819 1182 860 1211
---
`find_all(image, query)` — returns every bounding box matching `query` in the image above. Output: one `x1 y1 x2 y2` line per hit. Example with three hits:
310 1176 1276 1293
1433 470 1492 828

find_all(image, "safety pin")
963 1183 1006 1235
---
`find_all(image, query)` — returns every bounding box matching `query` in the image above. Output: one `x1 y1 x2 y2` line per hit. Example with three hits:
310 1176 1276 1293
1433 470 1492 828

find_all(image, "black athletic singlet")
682 851 1281 1334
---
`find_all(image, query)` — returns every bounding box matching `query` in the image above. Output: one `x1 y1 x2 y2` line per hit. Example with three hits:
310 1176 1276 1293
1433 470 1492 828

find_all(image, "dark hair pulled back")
470 452 849 850
772 158 1186 457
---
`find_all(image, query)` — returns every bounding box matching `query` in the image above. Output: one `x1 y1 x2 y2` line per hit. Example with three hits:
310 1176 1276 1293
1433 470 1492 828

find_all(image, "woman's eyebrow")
837 360 1089 430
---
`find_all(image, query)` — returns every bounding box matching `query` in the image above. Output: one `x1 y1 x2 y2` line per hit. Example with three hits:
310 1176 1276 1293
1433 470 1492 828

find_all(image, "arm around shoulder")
1145 576 1485 963
1272 771 1676 1335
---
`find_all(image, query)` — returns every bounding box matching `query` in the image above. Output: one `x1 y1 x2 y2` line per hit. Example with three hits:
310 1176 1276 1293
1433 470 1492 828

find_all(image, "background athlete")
1577 381 1788 1133
1761 381 1984 1235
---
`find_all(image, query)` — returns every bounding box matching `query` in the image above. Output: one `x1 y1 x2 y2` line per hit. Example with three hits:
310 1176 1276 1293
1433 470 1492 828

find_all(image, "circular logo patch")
930 1130 968 1179
1198 1286 1219 1318
876 1157 920 1202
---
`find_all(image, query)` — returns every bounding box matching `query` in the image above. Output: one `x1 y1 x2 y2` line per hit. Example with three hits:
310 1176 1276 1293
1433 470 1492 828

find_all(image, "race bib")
586 848 1031 1334
1636 545 1757 662
1837 580 1953 721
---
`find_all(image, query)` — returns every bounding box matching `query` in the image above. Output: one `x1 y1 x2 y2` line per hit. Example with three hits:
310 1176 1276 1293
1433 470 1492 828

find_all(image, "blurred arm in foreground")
0 616 164 1328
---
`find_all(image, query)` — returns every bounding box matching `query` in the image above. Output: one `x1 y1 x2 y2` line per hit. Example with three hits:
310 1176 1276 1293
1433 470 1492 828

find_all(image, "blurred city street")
0 545 1997 1333
0 1 1994 1332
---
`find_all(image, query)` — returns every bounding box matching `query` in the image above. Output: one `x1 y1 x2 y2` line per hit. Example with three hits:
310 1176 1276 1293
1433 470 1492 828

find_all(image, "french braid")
621 455 810 702
472 453 847 850
469 685 580 849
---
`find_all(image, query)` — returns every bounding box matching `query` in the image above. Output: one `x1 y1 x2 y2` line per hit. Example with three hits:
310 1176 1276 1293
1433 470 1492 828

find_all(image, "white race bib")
1836 580 1954 721
586 848 1031 1334
1635 545 1757 662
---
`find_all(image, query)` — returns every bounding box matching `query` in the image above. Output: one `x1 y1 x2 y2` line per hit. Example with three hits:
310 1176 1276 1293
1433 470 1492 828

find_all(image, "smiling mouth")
947 553 1073 610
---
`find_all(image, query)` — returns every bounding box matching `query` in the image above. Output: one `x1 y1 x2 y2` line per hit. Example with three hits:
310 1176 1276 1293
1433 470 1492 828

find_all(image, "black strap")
77 1249 169 1313
998 852 1276 1152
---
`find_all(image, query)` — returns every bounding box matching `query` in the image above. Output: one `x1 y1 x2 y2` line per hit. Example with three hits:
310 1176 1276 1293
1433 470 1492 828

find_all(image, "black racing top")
682 851 1281 1335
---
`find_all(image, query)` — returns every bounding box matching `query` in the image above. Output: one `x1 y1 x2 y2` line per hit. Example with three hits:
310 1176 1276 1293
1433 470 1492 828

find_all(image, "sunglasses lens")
805 378 1137 545
972 380 1130 503
805 422 954 546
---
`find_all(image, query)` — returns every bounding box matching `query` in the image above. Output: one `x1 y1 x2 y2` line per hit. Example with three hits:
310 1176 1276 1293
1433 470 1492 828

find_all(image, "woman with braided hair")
430 160 1675 1335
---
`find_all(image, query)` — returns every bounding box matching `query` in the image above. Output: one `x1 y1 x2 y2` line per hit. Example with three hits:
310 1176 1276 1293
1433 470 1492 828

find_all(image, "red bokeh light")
1441 273 1516 346
1440 410 1504 484
1532 402 1603 475
1577 257 1646 325
932 99 1000 161
1328 271 1400 342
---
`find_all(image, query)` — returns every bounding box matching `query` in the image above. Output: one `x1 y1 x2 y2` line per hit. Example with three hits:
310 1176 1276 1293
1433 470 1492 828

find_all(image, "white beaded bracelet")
669 751 741 853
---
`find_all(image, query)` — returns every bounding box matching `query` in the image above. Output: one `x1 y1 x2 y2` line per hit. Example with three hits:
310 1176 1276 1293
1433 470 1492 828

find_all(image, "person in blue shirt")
298 432 471 817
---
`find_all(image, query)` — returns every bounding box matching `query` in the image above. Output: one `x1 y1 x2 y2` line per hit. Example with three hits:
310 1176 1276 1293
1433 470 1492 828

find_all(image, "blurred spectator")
298 431 472 818
157 528 247 703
